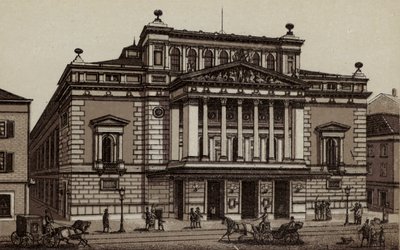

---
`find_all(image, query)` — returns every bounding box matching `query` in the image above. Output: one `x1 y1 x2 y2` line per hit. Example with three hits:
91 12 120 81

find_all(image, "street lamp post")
344 185 352 226
118 187 126 233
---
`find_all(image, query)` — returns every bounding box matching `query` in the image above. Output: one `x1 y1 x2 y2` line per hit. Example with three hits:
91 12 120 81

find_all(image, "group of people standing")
189 207 203 229
350 202 363 225
314 200 332 221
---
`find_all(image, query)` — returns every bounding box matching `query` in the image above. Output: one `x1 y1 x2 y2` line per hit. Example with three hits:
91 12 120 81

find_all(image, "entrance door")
274 181 290 218
174 180 184 220
207 181 222 220
241 181 257 219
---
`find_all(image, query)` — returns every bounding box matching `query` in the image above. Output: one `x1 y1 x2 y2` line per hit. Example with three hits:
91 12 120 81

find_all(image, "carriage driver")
256 206 270 233
43 209 54 233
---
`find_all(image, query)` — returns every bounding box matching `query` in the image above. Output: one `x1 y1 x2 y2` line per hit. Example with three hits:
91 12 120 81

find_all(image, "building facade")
29 12 371 221
366 89 399 214
0 89 31 220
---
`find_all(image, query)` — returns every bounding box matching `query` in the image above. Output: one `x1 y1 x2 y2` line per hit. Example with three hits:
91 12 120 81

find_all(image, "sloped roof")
368 93 400 106
0 88 30 102
94 43 142 66
367 113 400 136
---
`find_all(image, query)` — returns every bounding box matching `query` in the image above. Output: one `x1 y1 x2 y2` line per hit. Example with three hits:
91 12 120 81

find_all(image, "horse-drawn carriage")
220 216 303 245
10 214 91 248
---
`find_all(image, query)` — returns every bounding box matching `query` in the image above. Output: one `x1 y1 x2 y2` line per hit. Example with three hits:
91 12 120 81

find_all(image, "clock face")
152 107 165 118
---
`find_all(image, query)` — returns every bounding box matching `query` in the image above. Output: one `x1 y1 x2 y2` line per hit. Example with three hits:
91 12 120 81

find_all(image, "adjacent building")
29 11 371 221
0 89 31 220
366 89 399 214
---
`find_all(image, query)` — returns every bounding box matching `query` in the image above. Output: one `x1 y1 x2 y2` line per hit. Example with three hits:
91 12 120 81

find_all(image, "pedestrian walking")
102 208 110 233
195 207 203 228
189 208 196 229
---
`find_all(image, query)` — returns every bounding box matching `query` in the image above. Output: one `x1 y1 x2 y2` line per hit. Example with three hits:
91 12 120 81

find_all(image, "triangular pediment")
173 61 307 88
90 115 130 127
315 121 351 133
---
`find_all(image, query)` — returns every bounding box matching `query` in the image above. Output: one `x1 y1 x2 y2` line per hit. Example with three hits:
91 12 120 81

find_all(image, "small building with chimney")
29 11 371 221
0 89 31 220
366 88 399 215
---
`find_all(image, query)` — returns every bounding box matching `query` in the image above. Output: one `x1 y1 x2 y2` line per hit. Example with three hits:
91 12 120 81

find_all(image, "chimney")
392 88 397 97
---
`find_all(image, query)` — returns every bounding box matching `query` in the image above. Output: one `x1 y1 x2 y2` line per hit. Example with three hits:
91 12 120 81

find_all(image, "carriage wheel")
284 232 299 245
43 234 56 248
261 233 273 244
20 232 34 248
10 232 21 246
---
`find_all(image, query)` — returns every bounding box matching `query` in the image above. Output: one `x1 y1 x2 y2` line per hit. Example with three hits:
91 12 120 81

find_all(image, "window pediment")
315 121 350 133
90 115 130 127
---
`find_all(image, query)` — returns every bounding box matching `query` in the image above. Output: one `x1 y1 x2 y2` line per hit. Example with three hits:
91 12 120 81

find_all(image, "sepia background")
0 0 399 125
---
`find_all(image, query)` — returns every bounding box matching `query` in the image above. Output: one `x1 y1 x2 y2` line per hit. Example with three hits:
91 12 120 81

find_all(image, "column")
148 43 154 66
284 101 290 160
165 44 170 69
199 48 204 69
182 99 199 161
237 99 244 161
220 98 227 161
202 98 209 161
170 103 180 161
182 46 186 72
253 99 260 161
244 138 249 161
118 134 123 161
268 101 275 161
209 137 215 161
227 137 233 161
294 107 304 160
98 134 103 162
340 138 344 164
322 138 327 164
260 137 267 162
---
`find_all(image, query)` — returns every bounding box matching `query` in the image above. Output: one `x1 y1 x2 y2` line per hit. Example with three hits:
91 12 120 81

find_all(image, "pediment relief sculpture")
193 66 279 84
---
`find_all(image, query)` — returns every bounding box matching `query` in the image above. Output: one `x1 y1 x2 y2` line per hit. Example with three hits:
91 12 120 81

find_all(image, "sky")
0 0 399 127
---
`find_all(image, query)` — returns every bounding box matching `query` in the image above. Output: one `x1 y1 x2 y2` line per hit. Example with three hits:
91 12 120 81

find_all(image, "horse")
219 216 259 243
54 220 91 247
219 216 241 242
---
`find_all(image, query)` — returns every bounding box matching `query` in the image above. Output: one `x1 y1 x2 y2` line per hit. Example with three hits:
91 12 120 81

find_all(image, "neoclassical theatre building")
29 12 371 221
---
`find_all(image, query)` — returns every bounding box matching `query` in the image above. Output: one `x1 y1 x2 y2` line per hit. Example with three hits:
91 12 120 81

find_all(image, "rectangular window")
342 83 352 91
311 84 321 90
367 145 374 157
0 152 13 173
380 143 388 157
0 194 11 218
100 178 119 191
61 112 68 128
126 50 139 58
379 191 387 206
287 55 295 74
126 75 140 83
380 163 387 177
154 51 163 66
327 179 341 189
86 73 98 82
367 162 372 175
0 121 14 138
105 74 120 82
367 190 373 204
0 121 5 137
152 75 166 83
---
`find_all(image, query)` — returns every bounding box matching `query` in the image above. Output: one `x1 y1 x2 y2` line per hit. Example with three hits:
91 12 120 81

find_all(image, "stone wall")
68 172 145 219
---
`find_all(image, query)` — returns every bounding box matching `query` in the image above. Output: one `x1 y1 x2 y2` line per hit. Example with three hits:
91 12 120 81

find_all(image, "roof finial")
133 37 136 46
353 62 366 78
154 9 163 22
285 23 294 35
72 48 84 64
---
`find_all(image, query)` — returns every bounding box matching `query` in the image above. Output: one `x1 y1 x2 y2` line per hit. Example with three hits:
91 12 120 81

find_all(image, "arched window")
102 136 113 163
170 48 180 72
187 49 197 71
204 50 213 68
219 50 229 65
326 138 339 168
233 137 238 162
252 53 260 66
267 54 275 70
